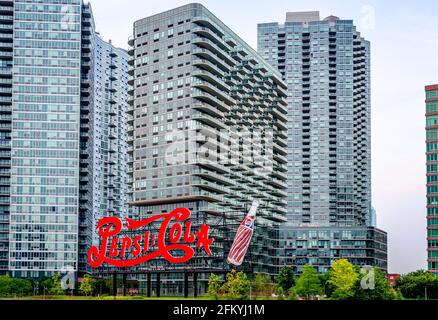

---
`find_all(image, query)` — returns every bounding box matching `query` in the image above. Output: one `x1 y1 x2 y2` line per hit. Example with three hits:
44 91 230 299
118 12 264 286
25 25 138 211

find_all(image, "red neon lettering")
87 208 214 268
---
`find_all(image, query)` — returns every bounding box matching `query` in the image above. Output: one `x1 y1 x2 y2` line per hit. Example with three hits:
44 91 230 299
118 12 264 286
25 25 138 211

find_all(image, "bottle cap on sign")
248 200 260 218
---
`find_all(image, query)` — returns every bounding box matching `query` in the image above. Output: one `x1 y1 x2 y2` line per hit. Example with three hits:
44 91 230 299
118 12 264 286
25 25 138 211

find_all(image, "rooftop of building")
258 11 351 27
132 3 285 84
426 84 438 91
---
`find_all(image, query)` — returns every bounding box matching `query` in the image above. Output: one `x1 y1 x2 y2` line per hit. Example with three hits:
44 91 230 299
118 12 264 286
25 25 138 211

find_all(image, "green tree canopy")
396 270 438 299
276 266 296 292
79 274 96 296
293 265 323 300
49 273 65 296
222 270 250 300
327 259 359 300
0 276 12 297
353 267 394 300
252 273 264 297
0 276 33 297
207 273 223 299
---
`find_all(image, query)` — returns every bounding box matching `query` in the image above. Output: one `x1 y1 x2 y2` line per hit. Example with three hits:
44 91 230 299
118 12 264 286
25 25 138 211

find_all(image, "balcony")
192 167 234 186
273 143 287 156
195 156 229 175
274 136 287 148
0 22 11 31
0 87 10 94
270 107 287 123
128 36 135 47
193 69 229 92
192 88 231 113
269 188 287 198
189 190 223 203
0 67 11 76
267 178 287 190
193 79 234 106
192 26 230 52
193 16 225 38
192 48 231 72
192 111 226 130
0 15 12 22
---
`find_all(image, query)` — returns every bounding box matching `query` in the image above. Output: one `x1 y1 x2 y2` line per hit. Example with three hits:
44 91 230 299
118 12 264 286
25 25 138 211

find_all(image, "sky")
87 0 438 274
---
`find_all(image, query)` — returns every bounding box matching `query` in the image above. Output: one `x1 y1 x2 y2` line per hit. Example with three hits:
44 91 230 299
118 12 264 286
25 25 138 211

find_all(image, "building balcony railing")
192 177 231 195
192 26 230 51
0 67 11 76
192 48 231 72
269 107 287 123
191 188 224 202
267 177 287 190
193 16 225 37
192 69 230 92
195 156 230 175
192 167 234 186
192 111 226 130
273 140 287 154
192 58 224 78
192 88 231 113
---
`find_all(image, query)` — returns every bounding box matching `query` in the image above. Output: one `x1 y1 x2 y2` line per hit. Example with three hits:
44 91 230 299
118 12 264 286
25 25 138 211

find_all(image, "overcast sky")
87 0 438 274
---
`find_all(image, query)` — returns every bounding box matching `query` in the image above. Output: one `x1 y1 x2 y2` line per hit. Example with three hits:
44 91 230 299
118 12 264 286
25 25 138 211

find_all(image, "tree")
80 274 96 296
262 275 274 298
319 272 332 297
293 265 323 300
41 277 53 296
0 276 33 297
222 270 250 300
207 273 223 300
287 288 297 300
0 275 12 297
353 267 394 300
396 270 438 300
251 273 263 297
276 286 285 300
327 259 359 300
49 273 65 296
10 278 33 297
276 266 296 293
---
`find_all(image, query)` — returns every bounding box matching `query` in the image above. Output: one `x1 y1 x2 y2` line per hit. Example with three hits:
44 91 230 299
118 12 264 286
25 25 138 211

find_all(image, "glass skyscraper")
258 12 387 273
0 1 128 279
8 0 84 278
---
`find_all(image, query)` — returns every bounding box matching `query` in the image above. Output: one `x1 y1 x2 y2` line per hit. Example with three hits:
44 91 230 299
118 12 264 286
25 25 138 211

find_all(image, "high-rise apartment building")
0 0 128 279
426 84 438 276
0 0 13 274
78 34 129 275
128 3 288 295
258 12 387 273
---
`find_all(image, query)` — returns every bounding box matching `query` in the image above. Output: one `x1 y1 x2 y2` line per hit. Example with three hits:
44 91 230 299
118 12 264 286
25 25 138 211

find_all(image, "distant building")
388 273 400 287
426 84 438 276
